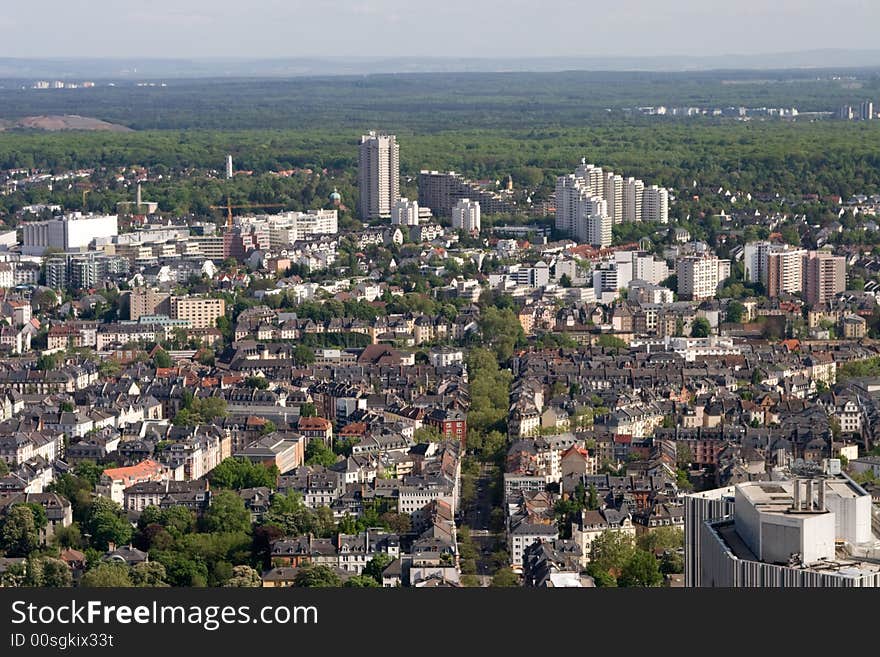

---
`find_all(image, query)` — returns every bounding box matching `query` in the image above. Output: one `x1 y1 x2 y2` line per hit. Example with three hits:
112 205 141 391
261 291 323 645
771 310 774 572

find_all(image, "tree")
85 497 133 551
32 557 73 587
209 457 278 489
74 461 105 488
152 348 172 369
81 562 133 587
294 564 342 587
245 375 269 389
637 527 684 553
363 552 392 584
618 550 663 587
588 530 635 575
36 354 58 371
491 567 520 587
378 512 411 535
52 524 83 550
587 484 600 511
413 425 443 443
263 492 316 536
173 397 228 426
597 334 627 350
559 273 572 288
1 505 40 557
293 345 316 366
585 562 618 587
344 574 380 587
0 459 7 476
131 561 168 587
305 440 337 467
690 317 711 338
676 443 694 469
725 301 746 324
299 402 317 418
202 490 251 534
224 565 263 587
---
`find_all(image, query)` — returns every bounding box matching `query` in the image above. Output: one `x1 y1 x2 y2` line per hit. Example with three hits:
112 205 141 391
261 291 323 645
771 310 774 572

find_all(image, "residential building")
676 255 728 301
359 131 399 220
169 296 225 329
418 170 515 217
641 185 669 224
803 250 846 306
391 198 420 226
451 199 481 234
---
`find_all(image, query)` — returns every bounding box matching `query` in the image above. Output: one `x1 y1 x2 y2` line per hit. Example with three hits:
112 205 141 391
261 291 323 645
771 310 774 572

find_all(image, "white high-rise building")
226 155 233 179
623 177 645 222
358 131 400 221
451 198 481 234
642 185 669 224
391 198 420 226
676 255 728 301
604 172 624 224
572 197 610 247
631 251 671 285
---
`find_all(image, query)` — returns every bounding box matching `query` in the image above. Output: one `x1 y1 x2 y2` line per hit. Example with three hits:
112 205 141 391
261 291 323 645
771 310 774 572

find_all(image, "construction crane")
208 197 289 229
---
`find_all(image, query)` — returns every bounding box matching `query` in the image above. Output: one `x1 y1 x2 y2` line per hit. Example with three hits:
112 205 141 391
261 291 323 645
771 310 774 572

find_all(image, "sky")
1 0 878 59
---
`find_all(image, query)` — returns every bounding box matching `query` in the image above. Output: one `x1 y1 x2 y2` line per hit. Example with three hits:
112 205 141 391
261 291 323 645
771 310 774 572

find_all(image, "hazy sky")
2 0 878 59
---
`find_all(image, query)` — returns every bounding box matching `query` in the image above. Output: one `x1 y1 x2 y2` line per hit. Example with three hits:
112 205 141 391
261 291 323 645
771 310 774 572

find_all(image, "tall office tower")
838 105 854 120
641 185 669 224
604 172 624 224
623 177 644 222
226 155 233 179
451 198 481 234
391 198 420 226
358 131 400 221
860 100 874 120
803 250 846 306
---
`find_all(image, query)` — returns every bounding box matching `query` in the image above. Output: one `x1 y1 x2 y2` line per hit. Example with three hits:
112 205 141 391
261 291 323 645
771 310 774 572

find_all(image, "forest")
1 70 880 221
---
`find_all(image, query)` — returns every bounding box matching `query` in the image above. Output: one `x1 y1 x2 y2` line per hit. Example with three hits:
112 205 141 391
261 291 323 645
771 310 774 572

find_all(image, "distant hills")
0 115 133 132
2 50 880 79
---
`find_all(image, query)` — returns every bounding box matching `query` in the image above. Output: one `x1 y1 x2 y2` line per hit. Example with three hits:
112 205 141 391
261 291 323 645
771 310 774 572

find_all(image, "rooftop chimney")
792 479 801 511
817 479 826 512
805 479 814 511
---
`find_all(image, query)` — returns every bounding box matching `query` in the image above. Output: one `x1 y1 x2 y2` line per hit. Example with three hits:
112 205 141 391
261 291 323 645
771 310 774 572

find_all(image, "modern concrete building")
169 296 226 329
603 172 624 224
641 185 669 224
676 255 729 301
686 474 880 587
358 131 399 220
451 198 481 234
803 250 846 306
744 241 805 298
22 213 118 256
623 177 644 223
418 170 515 217
128 288 172 321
